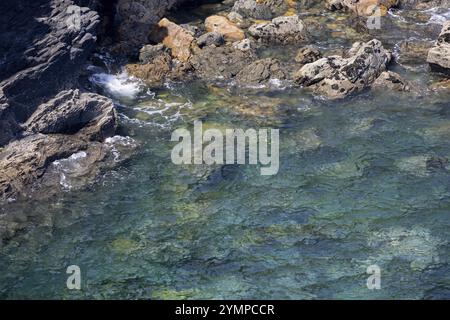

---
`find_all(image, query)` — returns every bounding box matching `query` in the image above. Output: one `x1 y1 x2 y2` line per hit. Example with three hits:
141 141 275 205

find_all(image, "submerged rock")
235 58 286 85
293 39 392 99
427 21 450 74
205 15 245 42
248 15 309 44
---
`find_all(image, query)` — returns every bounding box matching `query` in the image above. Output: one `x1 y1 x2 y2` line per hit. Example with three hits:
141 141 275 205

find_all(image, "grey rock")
236 58 286 85
196 32 225 48
231 0 288 20
248 15 309 44
427 21 450 74
293 39 392 99
24 90 117 140
295 46 322 66
190 44 257 80
372 71 411 92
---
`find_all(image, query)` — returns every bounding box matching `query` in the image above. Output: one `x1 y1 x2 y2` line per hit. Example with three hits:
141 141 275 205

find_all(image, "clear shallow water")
1 5 450 299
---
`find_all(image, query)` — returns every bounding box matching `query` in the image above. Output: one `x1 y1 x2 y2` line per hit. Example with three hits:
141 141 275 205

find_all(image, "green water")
1 5 450 299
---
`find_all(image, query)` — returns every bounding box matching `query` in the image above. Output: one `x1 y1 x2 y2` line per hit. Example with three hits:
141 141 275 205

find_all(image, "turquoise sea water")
0 4 450 299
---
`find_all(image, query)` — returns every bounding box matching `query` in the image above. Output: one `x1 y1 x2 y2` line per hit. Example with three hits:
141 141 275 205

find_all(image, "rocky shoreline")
1 0 450 203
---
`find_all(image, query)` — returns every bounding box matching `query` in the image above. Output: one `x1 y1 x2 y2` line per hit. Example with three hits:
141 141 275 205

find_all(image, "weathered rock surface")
190 44 257 80
0 0 100 146
0 134 89 201
427 21 450 74
372 71 411 92
205 15 245 42
327 0 399 15
24 90 117 139
236 58 286 85
197 32 225 48
295 46 323 66
0 89 118 201
231 0 288 20
150 18 195 62
293 39 392 99
248 15 309 44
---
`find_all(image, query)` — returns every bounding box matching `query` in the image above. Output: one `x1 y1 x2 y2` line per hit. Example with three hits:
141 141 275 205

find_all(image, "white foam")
90 72 143 99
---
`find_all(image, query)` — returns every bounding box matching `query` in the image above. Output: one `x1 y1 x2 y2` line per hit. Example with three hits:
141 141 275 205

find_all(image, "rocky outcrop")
0 0 124 201
0 0 100 145
236 58 286 85
205 15 245 42
23 90 117 139
427 21 450 74
0 90 117 200
293 39 391 99
231 0 288 20
248 15 309 44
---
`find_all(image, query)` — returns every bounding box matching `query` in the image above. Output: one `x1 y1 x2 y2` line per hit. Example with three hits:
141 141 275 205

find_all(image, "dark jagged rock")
0 0 123 201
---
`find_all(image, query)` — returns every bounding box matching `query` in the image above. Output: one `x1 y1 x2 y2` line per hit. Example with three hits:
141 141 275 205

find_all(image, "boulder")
372 71 411 92
205 15 245 42
231 0 288 20
190 44 257 80
293 39 392 99
248 15 309 44
197 32 225 48
236 58 287 85
427 21 450 74
295 46 323 66
150 18 195 62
